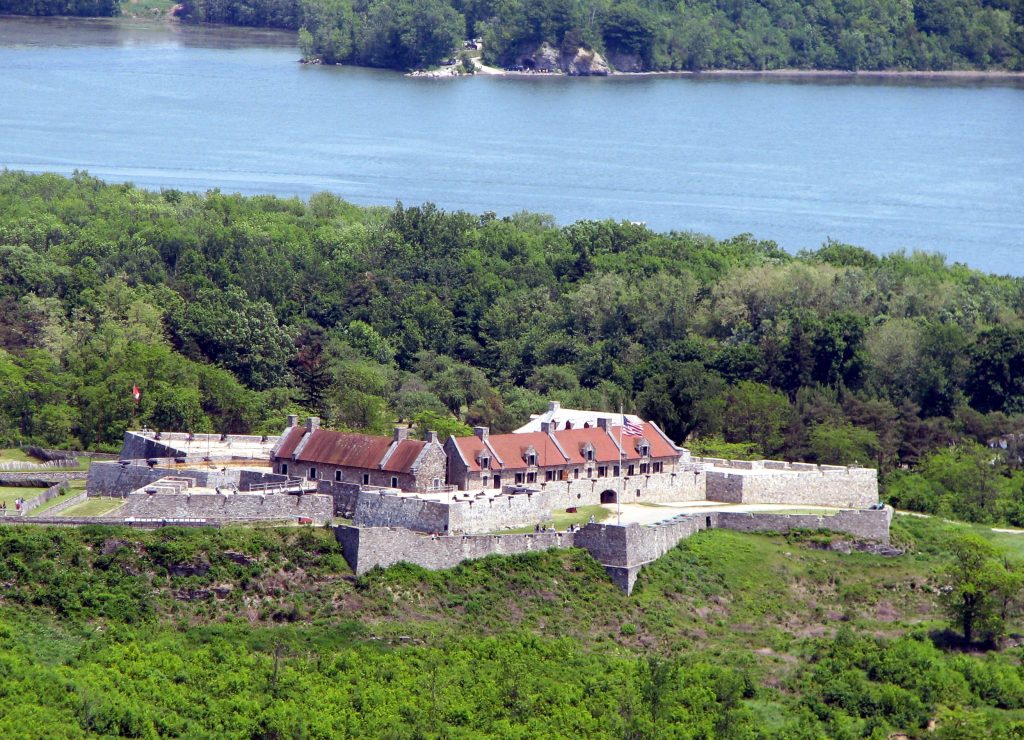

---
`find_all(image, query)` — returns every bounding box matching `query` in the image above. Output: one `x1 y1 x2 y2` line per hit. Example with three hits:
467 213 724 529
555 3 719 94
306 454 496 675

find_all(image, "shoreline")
465 64 1024 81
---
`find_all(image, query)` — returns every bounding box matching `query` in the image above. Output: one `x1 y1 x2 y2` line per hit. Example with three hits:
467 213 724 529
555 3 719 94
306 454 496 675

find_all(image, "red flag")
132 384 141 403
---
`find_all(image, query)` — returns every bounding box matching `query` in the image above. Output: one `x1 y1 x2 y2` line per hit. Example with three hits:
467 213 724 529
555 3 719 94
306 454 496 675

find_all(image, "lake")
1 17 1022 274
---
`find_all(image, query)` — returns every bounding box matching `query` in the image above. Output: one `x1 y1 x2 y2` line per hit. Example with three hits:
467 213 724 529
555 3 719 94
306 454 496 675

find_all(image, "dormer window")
480 455 490 470
582 443 595 462
527 454 536 466
637 440 650 457
524 446 537 467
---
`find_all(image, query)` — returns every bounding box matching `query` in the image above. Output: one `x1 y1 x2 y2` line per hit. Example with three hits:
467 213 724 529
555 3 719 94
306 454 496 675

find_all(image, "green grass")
0 486 46 509
28 489 79 516
490 504 610 534
120 0 176 16
57 498 124 517
0 448 33 464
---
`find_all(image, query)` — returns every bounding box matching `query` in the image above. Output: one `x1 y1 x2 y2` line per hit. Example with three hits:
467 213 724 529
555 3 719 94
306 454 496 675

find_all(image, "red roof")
451 422 680 472
555 427 622 464
275 427 427 473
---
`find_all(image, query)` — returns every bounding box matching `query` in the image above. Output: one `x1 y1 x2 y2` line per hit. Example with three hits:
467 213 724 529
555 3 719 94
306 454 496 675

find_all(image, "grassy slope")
0 517 1021 735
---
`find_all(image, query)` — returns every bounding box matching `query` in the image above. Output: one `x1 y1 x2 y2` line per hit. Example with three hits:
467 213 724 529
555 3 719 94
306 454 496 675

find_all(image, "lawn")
0 486 46 510
57 498 125 517
0 448 33 464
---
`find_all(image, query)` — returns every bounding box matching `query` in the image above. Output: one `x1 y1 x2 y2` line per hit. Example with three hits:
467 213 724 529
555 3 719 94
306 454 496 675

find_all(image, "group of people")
0 497 26 511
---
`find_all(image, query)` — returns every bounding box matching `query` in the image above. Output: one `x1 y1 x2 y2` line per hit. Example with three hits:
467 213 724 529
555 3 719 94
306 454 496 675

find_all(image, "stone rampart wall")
336 525 573 575
317 480 363 516
0 471 88 487
335 505 893 594
448 490 553 533
115 492 333 523
38 491 88 516
705 467 877 508
716 507 892 544
352 490 451 533
87 462 243 497
537 468 706 508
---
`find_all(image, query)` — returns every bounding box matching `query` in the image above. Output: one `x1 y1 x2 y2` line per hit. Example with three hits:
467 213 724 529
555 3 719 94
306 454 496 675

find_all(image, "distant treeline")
0 0 118 16
173 0 1024 71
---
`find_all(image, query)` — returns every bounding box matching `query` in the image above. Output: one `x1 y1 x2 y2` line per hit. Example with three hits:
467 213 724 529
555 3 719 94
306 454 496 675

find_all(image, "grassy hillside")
1 517 1023 736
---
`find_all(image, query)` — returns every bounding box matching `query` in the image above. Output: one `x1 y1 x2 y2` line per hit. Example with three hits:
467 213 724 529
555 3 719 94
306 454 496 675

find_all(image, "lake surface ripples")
1 17 1022 273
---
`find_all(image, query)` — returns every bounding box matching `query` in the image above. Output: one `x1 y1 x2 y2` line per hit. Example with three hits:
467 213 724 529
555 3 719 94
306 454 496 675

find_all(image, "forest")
3 0 1022 71
181 0 1024 70
2 170 1024 524
1 516 1024 736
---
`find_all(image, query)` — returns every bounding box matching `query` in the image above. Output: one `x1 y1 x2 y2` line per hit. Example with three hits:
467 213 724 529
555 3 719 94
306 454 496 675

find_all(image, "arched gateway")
599 489 617 504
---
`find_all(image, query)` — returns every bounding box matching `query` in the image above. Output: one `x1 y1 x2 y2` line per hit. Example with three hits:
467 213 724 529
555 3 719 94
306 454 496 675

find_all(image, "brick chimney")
287 414 298 427
548 400 560 412
474 426 489 440
306 416 320 432
597 418 610 430
427 431 439 444
393 426 409 442
541 421 551 433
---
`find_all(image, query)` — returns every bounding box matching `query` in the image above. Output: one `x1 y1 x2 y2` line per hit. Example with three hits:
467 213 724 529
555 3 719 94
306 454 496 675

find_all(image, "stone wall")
335 505 894 594
336 525 573 575
0 471 88 487
716 507 892 544
448 490 553 533
317 480 362 516
352 490 451 533
87 461 244 497
538 468 706 508
114 491 333 523
704 462 877 508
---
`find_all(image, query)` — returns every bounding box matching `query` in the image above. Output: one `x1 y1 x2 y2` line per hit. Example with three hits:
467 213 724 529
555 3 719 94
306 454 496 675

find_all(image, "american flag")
622 415 644 436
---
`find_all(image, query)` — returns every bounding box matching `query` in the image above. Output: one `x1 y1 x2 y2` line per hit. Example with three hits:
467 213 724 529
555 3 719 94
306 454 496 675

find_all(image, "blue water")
1 17 1022 274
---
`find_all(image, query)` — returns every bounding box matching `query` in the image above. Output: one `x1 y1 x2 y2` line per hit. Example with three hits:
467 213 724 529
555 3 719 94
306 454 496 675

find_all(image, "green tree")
939 534 1022 645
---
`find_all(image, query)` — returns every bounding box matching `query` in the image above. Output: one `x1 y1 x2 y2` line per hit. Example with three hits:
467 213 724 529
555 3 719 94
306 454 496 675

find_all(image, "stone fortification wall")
352 490 451 533
703 460 877 508
115 492 333 523
716 507 892 544
448 490 554 533
87 462 244 497
37 491 88 516
538 468 706 508
335 525 573 575
317 480 362 517
0 471 87 487
336 506 893 594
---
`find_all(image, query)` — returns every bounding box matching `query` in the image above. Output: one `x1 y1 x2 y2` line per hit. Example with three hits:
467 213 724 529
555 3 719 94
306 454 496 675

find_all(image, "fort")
2 403 892 593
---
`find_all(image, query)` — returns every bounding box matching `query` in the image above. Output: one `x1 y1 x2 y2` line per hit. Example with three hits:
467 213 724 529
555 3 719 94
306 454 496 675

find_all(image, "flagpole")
617 405 623 526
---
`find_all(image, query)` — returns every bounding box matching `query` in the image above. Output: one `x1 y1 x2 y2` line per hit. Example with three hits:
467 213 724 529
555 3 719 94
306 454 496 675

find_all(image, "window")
573 468 579 479
480 456 490 470
526 472 537 483
433 478 441 489
639 442 650 457
545 470 554 482
613 465 620 477
585 448 594 462
308 467 317 480
335 470 342 482
587 468 592 478
515 472 524 484
281 463 288 475
598 466 607 478
640 463 649 474
628 464 635 476
653 461 663 473
527 454 536 466
362 473 370 485
493 475 501 489
391 476 399 488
